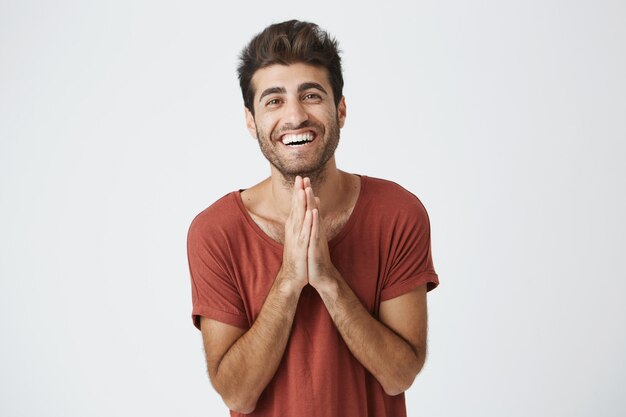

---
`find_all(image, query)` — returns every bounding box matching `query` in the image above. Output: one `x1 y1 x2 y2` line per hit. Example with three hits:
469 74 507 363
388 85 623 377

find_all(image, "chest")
250 210 352 244
229 227 388 325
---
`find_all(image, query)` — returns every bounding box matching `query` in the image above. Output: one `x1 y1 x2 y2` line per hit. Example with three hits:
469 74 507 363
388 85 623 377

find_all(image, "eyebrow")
257 82 329 103
258 86 286 103
298 82 328 95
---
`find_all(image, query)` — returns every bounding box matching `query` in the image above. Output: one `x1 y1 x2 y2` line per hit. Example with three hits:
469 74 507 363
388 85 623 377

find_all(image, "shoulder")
187 192 244 244
361 176 430 219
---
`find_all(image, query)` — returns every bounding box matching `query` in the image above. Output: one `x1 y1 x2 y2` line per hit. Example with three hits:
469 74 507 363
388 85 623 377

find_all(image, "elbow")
381 368 417 396
382 355 425 396
382 377 414 396
382 386 403 396
223 396 258 414
218 386 260 414
211 377 261 414
227 402 257 415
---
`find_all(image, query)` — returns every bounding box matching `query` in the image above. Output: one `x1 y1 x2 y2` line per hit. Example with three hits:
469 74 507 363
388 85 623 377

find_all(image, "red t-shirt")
187 176 439 417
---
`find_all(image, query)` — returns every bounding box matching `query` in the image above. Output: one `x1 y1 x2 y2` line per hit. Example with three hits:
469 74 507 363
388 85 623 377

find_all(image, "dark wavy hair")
237 20 344 115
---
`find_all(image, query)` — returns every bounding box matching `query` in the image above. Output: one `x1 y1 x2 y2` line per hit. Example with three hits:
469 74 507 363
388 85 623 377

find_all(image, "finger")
312 196 326 239
310 208 319 247
294 189 306 227
305 186 316 212
300 209 313 245
296 176 306 192
303 177 311 189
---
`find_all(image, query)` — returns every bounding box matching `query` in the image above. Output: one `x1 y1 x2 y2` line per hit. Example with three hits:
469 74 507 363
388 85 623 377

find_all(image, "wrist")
311 269 340 299
275 268 306 298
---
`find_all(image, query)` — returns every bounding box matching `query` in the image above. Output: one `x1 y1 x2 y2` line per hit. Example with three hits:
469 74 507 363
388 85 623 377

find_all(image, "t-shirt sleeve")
380 196 439 301
187 212 249 330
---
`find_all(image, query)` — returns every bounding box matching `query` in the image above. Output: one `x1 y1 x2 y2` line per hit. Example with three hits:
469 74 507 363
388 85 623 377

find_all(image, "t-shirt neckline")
233 175 368 251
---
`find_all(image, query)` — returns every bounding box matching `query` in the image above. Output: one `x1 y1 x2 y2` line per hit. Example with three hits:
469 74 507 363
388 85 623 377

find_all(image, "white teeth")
281 133 314 145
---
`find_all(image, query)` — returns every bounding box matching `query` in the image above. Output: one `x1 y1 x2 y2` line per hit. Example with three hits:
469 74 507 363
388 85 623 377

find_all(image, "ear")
337 96 347 128
244 107 258 139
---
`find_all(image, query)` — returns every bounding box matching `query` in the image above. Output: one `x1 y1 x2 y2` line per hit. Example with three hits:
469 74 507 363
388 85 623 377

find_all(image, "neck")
269 158 348 220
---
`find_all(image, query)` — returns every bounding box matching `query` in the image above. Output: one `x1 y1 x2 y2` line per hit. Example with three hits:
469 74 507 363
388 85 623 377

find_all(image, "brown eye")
303 93 321 101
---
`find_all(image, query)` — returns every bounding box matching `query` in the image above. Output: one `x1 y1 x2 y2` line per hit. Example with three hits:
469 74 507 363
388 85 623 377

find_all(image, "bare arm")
201 275 302 413
306 186 428 395
314 277 427 396
201 177 311 413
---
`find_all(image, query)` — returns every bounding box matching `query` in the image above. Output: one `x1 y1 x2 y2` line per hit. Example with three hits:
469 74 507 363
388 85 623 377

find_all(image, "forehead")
251 63 331 97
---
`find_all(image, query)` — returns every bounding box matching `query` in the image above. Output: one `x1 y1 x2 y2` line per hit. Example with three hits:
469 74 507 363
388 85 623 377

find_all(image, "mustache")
271 120 323 140
277 120 318 133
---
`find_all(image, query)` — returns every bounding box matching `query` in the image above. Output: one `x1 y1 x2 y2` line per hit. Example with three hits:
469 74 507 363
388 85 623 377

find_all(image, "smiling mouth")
281 132 315 146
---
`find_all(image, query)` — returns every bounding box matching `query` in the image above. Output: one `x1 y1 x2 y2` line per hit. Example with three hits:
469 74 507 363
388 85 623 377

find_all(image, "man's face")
245 63 346 181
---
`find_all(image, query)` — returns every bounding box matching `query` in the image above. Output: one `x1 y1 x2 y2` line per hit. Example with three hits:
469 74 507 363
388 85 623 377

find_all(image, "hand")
277 176 312 292
303 178 339 290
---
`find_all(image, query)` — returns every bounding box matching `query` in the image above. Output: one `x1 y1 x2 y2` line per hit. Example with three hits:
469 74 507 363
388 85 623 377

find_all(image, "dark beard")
278 162 329 190
256 118 340 189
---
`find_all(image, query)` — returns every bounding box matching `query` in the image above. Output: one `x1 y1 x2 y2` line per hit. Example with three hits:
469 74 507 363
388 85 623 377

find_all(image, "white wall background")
1 1 625 416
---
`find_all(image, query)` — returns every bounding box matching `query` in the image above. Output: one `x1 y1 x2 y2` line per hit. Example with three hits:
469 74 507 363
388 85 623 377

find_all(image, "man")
187 20 439 416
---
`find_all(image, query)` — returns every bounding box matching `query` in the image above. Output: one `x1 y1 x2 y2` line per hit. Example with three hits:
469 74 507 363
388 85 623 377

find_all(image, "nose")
283 98 309 127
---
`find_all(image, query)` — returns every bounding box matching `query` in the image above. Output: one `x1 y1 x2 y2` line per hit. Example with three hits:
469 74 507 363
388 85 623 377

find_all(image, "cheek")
256 117 279 139
321 109 340 128
262 114 278 127
322 104 339 119
257 117 273 131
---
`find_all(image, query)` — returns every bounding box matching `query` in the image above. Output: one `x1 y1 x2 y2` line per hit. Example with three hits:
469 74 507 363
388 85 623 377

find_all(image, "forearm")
213 277 302 412
315 275 424 396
